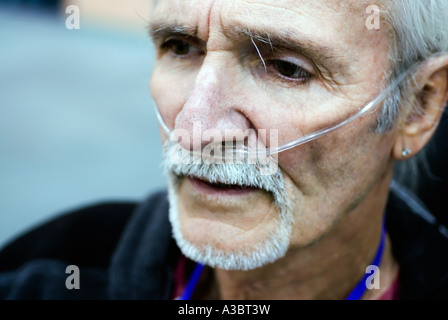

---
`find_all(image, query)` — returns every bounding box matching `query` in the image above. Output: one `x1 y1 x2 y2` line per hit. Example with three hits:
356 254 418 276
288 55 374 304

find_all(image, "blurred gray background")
0 0 166 248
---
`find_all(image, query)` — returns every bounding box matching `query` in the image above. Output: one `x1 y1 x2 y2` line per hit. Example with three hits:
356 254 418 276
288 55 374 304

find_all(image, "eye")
270 60 311 81
161 39 201 57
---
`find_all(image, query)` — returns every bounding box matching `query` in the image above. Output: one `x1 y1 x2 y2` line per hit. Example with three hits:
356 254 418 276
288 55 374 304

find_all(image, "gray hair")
377 0 448 132
377 0 448 191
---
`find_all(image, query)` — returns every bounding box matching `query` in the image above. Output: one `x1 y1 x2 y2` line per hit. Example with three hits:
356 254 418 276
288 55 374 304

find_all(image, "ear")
393 55 448 160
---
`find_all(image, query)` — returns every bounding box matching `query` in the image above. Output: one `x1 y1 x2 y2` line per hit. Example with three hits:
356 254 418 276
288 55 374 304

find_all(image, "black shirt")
1 182 447 299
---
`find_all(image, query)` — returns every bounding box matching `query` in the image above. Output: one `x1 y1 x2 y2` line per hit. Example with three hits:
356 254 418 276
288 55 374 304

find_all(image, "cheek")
278 121 394 245
150 66 196 128
281 120 391 194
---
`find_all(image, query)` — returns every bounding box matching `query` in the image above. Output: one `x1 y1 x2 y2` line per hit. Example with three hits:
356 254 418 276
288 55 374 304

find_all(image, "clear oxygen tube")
154 63 418 160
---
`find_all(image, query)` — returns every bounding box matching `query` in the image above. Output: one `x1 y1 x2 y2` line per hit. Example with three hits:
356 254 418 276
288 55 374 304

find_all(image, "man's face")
150 0 396 269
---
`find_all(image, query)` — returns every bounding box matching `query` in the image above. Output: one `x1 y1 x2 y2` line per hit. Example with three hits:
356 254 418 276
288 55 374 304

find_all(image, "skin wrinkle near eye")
149 21 348 89
221 26 344 87
233 28 340 85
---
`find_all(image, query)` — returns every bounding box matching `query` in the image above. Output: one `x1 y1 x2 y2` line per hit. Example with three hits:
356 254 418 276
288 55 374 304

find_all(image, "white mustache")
162 140 284 193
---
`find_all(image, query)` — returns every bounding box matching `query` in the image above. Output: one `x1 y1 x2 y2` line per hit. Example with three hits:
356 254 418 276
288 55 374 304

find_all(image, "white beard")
163 141 294 271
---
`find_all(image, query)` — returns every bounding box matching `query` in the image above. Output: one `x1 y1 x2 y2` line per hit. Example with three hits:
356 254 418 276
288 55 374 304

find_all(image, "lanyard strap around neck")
179 262 205 300
345 221 386 300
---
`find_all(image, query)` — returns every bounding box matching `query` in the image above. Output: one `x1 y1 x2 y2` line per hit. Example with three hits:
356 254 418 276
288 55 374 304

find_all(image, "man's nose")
174 57 251 151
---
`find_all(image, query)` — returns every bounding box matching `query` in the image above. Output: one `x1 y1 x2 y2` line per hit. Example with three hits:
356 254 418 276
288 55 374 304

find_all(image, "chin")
166 179 293 271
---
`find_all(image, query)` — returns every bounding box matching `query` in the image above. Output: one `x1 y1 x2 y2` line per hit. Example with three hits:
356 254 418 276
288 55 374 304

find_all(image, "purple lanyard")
345 221 386 300
180 222 386 300
179 262 205 300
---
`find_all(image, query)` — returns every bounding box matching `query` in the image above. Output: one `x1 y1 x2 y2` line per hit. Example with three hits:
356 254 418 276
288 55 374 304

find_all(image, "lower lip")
188 177 259 196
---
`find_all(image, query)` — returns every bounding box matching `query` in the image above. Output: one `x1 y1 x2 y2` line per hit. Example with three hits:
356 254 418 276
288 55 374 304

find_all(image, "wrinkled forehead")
150 0 383 49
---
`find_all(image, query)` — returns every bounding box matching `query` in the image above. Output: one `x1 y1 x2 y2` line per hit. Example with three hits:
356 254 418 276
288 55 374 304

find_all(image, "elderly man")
1 0 448 300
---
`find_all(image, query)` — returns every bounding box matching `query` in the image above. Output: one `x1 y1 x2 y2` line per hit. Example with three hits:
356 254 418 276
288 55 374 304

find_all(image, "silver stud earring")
401 148 411 157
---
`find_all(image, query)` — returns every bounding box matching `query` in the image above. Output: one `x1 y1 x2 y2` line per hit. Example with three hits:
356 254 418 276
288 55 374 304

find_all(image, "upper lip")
188 175 253 188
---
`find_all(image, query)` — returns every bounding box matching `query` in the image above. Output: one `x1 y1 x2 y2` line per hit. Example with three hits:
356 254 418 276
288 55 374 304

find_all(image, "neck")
206 177 399 300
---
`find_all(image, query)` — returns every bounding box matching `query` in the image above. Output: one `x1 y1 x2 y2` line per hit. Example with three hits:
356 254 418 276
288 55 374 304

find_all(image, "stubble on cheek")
280 119 394 245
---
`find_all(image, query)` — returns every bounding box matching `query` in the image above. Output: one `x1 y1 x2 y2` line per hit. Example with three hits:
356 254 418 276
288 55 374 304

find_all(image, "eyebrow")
149 22 198 42
148 21 346 80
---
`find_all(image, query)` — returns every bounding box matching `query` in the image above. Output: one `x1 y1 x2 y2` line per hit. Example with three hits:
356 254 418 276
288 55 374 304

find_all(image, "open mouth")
187 176 259 196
